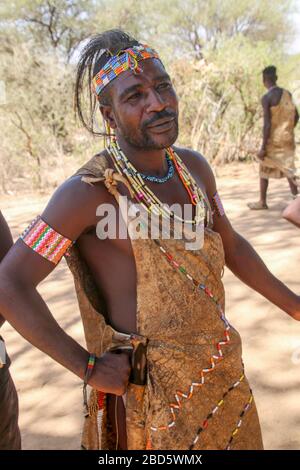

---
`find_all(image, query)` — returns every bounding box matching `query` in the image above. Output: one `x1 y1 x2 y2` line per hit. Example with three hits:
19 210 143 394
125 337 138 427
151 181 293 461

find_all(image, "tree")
1 0 97 61
144 0 296 60
0 0 299 191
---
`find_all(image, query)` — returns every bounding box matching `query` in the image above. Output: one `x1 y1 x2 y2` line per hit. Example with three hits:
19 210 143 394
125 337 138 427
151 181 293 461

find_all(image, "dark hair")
262 65 277 83
74 29 139 135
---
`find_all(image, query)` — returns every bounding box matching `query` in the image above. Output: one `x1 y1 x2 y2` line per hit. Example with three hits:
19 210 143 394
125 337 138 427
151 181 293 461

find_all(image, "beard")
116 110 179 150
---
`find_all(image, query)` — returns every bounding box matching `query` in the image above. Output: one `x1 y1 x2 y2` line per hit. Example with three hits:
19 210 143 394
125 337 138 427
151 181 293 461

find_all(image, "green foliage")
0 0 299 191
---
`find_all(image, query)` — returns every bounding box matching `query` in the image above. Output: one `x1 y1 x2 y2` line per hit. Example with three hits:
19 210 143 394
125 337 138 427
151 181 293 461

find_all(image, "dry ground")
1 161 300 449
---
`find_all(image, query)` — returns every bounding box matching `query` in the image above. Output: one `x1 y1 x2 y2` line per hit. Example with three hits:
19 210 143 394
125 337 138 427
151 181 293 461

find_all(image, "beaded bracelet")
212 191 225 217
83 353 96 416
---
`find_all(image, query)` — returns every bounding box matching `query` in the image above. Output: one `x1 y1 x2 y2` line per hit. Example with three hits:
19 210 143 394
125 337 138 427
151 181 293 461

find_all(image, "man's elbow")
0 267 26 311
224 231 243 268
0 268 15 298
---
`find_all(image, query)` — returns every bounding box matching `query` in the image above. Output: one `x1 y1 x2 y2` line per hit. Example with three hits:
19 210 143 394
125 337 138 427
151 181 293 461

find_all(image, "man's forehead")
111 58 170 96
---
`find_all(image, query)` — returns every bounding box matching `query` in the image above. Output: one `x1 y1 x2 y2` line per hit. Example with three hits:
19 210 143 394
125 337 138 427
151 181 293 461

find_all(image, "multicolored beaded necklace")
138 152 174 183
107 137 208 226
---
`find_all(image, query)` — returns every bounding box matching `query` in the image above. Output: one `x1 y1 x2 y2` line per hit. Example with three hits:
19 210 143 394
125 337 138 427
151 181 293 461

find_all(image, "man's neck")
116 135 168 177
267 83 277 91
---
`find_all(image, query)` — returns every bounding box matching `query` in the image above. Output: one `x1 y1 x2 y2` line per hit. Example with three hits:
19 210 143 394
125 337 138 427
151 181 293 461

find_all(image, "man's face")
262 74 268 89
101 58 179 149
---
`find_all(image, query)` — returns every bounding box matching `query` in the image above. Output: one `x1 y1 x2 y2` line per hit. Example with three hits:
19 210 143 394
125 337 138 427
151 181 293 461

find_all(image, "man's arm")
0 211 13 328
294 107 299 127
258 95 271 159
289 91 299 127
186 150 300 320
0 176 130 394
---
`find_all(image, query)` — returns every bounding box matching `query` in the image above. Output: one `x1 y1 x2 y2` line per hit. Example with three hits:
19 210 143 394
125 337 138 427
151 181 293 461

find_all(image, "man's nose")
146 89 167 113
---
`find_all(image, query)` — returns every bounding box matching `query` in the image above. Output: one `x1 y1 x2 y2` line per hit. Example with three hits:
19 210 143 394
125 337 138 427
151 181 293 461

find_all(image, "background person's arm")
0 177 130 394
289 91 299 127
294 107 299 127
0 210 13 328
258 95 272 159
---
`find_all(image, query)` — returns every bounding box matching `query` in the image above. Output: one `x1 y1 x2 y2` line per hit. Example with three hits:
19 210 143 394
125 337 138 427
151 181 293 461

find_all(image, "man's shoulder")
58 149 112 204
38 178 108 241
173 146 212 174
72 150 111 179
172 146 216 194
262 87 289 104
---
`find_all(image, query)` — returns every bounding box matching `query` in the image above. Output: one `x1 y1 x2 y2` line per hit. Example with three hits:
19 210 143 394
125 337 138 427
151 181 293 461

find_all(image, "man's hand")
89 351 131 395
257 148 266 160
286 296 300 322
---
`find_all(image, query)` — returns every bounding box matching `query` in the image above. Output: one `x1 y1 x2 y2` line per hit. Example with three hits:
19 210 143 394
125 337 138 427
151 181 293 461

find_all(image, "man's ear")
99 104 117 129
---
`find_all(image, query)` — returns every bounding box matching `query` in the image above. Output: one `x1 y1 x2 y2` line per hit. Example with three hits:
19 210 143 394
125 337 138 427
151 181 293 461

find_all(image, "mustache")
142 110 177 129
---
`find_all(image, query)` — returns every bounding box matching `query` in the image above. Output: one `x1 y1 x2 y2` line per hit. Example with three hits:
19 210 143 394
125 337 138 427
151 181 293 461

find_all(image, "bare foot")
247 201 268 210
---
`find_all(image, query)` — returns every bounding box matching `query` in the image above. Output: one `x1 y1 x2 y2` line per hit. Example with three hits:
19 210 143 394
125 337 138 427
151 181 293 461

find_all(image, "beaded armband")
20 215 73 265
212 191 225 217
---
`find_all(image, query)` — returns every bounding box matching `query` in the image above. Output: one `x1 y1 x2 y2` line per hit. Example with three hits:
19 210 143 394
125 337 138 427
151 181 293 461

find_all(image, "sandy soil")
1 161 300 450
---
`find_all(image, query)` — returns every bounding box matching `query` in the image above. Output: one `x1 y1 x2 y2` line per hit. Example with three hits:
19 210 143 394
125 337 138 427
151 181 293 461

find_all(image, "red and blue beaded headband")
91 44 161 97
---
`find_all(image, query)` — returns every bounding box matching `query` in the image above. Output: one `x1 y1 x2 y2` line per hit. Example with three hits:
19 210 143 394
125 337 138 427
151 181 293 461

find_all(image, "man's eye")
128 92 141 101
157 82 171 90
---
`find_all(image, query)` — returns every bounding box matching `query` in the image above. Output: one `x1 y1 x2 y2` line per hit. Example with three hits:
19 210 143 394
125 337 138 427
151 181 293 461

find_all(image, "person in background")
248 65 299 210
0 210 21 450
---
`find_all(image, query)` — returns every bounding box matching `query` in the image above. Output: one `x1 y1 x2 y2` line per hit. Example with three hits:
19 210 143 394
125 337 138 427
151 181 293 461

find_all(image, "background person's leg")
260 177 269 206
248 178 269 210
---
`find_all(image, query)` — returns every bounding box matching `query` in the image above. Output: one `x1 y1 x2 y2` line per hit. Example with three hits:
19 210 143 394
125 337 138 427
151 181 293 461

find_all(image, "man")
0 210 21 450
0 30 299 450
248 65 299 210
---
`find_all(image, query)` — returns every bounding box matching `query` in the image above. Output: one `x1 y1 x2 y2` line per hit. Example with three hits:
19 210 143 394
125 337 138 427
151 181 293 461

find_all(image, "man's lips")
146 117 175 132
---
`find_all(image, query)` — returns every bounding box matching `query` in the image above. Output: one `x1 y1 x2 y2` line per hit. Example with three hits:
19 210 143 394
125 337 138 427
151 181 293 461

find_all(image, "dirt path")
1 162 300 449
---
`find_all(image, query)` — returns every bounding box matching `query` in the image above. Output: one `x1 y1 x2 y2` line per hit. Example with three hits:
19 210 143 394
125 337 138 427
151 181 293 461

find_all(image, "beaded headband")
91 44 161 97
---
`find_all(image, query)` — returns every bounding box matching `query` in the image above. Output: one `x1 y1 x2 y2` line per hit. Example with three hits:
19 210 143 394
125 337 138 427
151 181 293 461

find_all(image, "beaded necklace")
138 152 174 184
107 138 209 226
